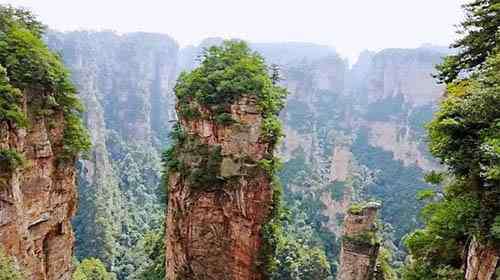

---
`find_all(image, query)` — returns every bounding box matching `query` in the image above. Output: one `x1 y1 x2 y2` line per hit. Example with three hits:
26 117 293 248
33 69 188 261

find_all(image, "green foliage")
490 215 500 240
0 66 26 126
401 260 463 280
0 149 24 172
0 248 23 280
424 171 444 185
74 131 164 279
273 238 332 280
73 258 115 280
347 202 365 215
260 178 286 278
427 65 500 178
328 181 346 201
170 40 290 278
261 182 335 280
344 230 380 248
134 227 165 280
364 93 407 121
0 5 90 158
174 40 286 124
166 132 224 192
416 189 436 201
262 115 284 145
279 148 313 187
435 0 500 83
402 183 481 278
375 247 398 280
404 5 500 274
62 113 91 159
285 99 313 134
0 5 44 37
214 112 235 125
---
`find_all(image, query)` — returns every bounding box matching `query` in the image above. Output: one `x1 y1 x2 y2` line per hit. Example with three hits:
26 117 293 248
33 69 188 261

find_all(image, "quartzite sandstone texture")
166 95 273 280
338 203 381 280
0 93 77 279
464 238 499 280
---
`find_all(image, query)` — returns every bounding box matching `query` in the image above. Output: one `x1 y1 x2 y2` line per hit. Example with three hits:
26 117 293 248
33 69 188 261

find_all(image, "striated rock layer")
166 95 274 280
338 203 381 280
0 94 77 279
464 238 499 280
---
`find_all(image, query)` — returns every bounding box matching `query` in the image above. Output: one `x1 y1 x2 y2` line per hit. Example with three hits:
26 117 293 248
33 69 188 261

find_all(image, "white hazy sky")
1 0 468 62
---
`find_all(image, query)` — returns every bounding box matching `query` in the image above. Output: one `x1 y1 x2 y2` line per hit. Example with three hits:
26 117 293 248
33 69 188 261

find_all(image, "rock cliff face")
0 94 77 279
165 42 284 280
464 238 499 280
338 203 381 280
166 96 274 279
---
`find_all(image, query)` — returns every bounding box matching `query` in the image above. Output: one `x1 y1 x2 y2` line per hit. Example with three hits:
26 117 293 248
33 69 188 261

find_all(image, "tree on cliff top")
436 0 500 83
0 5 90 158
174 40 287 123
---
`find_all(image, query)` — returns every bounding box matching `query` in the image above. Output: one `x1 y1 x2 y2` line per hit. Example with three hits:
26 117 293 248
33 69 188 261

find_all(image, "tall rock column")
165 41 286 280
338 202 381 280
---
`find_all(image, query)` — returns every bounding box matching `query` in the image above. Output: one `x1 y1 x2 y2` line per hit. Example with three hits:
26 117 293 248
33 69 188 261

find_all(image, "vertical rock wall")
0 94 77 279
464 238 499 280
165 95 274 280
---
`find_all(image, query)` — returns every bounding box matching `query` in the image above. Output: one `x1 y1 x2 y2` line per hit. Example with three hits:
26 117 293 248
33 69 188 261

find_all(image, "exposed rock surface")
464 238 499 280
0 95 76 279
166 95 274 280
338 203 381 280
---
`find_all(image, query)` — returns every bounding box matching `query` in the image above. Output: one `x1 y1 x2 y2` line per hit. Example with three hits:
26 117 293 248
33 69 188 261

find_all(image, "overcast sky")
1 0 467 62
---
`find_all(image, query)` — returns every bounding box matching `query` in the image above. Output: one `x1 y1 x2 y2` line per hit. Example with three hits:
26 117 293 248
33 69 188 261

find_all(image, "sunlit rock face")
166 95 275 280
464 238 499 280
0 92 77 280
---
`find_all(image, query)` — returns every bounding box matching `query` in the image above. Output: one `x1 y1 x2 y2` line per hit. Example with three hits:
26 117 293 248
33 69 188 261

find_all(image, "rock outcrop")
338 202 381 280
0 95 77 279
165 95 275 280
464 238 499 280
165 42 284 280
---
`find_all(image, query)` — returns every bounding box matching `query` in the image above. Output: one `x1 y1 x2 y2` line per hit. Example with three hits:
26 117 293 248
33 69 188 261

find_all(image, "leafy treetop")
174 40 287 120
436 0 500 83
0 5 90 158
